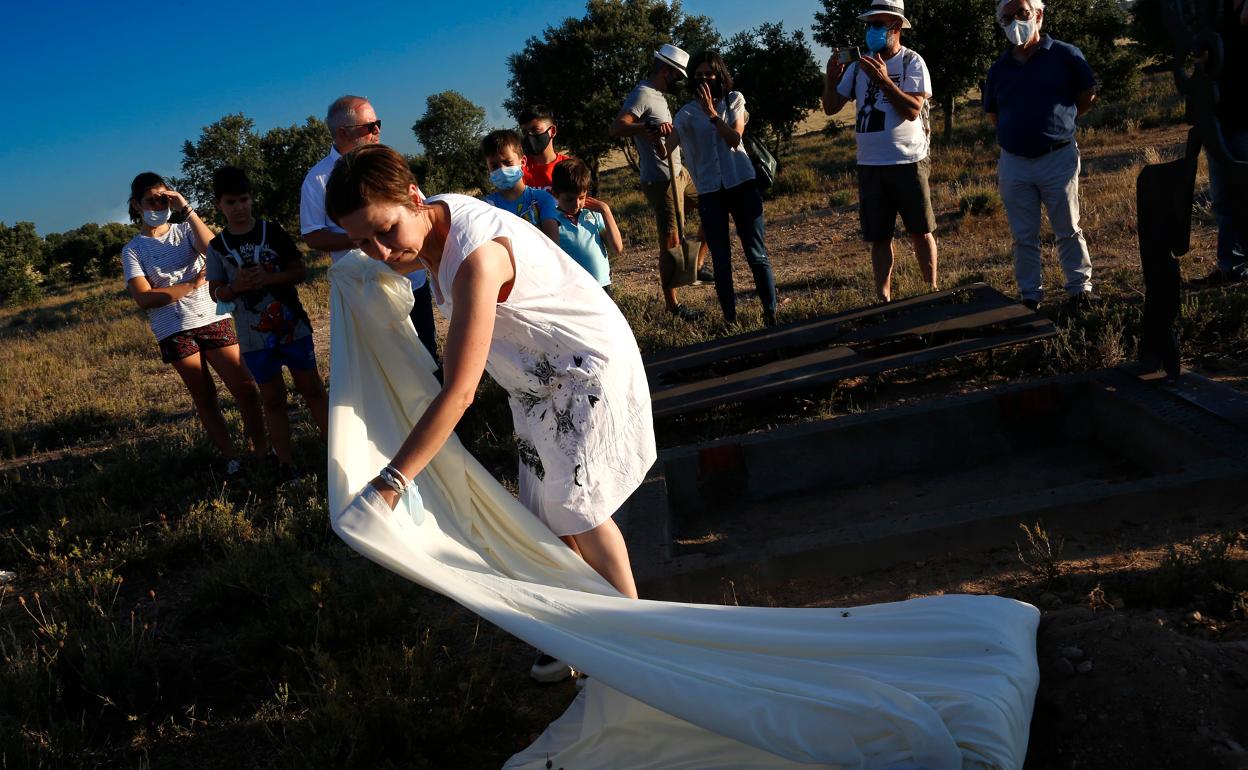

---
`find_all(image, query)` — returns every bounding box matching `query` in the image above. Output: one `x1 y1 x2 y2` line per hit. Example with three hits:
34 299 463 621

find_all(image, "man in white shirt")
301 95 439 361
823 0 938 303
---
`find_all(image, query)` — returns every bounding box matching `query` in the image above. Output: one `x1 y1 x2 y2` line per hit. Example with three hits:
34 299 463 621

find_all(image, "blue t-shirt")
983 36 1096 157
482 186 559 229
554 208 611 287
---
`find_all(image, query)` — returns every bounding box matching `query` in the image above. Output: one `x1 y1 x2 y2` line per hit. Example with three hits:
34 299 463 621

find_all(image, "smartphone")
838 47 861 64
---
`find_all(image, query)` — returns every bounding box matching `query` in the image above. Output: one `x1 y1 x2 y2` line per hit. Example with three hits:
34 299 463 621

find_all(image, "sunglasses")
865 20 896 29
344 119 382 134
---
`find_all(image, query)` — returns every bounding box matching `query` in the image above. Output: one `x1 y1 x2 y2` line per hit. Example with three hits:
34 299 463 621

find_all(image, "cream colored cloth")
327 253 1041 770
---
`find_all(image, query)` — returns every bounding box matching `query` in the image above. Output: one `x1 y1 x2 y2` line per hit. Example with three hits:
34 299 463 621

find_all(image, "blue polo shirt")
983 36 1096 157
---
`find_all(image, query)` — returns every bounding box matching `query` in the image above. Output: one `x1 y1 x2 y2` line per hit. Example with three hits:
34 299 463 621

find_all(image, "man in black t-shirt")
1199 0 1248 283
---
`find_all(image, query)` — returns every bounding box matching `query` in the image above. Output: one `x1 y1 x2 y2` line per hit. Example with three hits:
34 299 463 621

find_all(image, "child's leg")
169 352 235 458
258 376 294 465
571 518 638 599
203 344 268 456
289 366 329 437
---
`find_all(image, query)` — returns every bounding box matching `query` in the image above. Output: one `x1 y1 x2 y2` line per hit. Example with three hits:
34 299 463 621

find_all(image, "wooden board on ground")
647 283 1056 418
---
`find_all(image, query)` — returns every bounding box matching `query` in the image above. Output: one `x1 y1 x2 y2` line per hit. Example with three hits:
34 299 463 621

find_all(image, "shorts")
857 158 937 242
242 334 318 385
158 318 238 364
642 168 699 245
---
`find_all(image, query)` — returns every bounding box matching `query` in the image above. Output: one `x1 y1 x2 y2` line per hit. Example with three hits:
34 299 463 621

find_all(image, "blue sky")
0 1 830 235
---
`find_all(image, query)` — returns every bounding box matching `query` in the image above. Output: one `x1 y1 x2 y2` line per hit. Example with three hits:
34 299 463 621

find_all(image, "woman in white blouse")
667 50 778 327
121 172 267 476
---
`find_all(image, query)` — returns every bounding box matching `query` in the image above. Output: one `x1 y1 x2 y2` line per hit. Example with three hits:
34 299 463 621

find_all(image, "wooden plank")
645 282 1005 378
651 346 861 403
652 322 1057 418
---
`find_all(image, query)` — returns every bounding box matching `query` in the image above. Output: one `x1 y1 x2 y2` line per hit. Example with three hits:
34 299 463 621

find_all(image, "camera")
838 47 861 64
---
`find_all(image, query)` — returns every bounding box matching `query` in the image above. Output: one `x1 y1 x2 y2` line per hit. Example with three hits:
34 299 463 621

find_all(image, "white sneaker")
529 653 572 683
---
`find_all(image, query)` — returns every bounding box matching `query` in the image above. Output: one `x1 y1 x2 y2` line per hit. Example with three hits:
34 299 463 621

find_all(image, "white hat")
857 0 913 29
654 43 690 76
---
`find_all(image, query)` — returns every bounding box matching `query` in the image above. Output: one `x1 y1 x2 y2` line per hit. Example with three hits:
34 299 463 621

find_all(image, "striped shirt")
121 222 230 342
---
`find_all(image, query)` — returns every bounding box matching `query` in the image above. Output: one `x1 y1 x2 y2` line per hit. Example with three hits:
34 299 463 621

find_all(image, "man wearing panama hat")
823 0 938 304
611 43 710 321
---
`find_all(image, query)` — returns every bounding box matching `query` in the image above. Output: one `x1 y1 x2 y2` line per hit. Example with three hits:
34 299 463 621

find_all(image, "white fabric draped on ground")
326 254 1041 770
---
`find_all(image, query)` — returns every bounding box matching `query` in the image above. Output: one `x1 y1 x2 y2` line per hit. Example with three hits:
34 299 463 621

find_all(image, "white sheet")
327 254 1041 770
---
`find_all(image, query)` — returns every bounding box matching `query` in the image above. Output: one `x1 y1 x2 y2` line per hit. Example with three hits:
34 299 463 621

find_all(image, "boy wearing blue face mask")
822 0 937 304
480 129 561 243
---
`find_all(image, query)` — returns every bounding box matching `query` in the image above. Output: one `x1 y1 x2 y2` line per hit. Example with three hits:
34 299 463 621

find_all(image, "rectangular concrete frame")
614 368 1248 601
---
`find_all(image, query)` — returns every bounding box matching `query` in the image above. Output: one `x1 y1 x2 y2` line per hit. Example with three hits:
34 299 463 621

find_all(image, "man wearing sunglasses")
300 95 439 362
823 0 937 304
984 0 1098 312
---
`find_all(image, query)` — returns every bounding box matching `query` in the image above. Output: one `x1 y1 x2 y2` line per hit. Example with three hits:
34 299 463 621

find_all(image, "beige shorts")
642 169 699 246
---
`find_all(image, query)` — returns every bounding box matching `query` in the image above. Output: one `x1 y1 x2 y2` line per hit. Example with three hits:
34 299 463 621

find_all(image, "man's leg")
1207 126 1248 275
871 239 896 302
909 232 938 289
896 158 938 292
1037 143 1092 297
643 179 682 311
998 151 1046 304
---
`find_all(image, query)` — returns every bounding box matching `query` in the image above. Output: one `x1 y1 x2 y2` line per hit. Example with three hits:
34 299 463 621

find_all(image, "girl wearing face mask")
665 50 778 326
121 172 268 476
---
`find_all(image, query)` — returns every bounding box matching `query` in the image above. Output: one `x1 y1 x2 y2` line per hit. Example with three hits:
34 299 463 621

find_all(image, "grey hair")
326 95 369 132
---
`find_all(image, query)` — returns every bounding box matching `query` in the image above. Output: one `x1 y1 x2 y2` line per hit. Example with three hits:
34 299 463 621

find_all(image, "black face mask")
693 78 723 100
521 129 552 156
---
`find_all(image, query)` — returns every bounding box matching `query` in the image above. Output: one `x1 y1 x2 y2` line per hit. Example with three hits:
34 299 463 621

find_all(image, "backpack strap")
900 47 931 139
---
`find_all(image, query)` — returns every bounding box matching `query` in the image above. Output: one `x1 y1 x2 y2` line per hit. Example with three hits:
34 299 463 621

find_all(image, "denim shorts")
242 334 318 384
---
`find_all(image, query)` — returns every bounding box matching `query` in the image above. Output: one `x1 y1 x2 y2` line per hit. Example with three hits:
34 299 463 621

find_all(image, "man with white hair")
300 95 438 360
984 0 1097 311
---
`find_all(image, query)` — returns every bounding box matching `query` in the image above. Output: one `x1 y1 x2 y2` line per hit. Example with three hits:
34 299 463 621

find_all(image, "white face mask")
1003 17 1037 46
142 208 171 227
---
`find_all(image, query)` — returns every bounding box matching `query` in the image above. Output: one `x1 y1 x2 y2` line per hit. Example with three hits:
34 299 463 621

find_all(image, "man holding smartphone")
823 0 937 304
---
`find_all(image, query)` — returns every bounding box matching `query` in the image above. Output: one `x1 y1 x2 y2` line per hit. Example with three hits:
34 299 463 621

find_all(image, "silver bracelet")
379 465 410 494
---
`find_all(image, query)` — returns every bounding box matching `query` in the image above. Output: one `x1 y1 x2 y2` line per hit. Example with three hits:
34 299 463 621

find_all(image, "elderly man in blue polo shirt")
984 0 1097 311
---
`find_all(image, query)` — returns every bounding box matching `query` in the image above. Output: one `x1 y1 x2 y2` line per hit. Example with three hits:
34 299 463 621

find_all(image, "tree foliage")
0 221 46 305
723 22 823 155
411 91 490 194
1043 0 1142 103
178 114 330 232
505 0 720 185
44 222 138 281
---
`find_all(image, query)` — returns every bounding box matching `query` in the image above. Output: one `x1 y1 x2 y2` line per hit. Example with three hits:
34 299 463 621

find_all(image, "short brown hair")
324 144 416 225
550 158 591 196
480 129 522 160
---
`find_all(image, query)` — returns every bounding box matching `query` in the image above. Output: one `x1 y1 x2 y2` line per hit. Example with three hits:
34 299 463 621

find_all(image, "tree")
813 0 998 137
1043 0 1142 103
411 91 490 194
258 116 332 231
44 222 137 281
0 221 46 305
505 0 720 187
179 114 265 216
723 22 823 156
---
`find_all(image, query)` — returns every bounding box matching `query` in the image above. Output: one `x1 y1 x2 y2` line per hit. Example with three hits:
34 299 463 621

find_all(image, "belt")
1016 140 1072 159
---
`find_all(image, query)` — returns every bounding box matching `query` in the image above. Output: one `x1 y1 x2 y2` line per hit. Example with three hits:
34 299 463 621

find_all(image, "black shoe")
1021 298 1041 311
668 304 703 322
1192 266 1247 286
696 266 715 283
1064 291 1099 313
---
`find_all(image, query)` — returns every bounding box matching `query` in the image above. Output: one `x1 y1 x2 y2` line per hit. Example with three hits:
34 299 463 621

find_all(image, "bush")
772 165 826 196
958 189 1002 216
0 258 45 306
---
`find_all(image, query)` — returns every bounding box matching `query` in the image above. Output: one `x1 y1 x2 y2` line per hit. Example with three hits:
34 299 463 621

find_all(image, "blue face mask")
865 26 890 53
489 165 524 191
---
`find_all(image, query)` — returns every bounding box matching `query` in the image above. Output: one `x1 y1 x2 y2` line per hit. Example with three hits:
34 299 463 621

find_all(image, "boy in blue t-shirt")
480 129 560 242
550 158 623 294
206 166 328 478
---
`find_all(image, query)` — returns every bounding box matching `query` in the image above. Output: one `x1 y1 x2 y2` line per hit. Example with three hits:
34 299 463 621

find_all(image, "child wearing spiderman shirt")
206 166 328 478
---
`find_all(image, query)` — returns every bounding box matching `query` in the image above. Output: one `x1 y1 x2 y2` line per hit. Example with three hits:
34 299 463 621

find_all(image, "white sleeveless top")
427 194 656 535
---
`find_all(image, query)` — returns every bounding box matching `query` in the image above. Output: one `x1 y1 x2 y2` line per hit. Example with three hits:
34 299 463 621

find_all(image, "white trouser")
998 142 1093 302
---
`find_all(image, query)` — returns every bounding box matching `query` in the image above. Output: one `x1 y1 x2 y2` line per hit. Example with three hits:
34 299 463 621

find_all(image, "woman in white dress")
325 144 654 602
